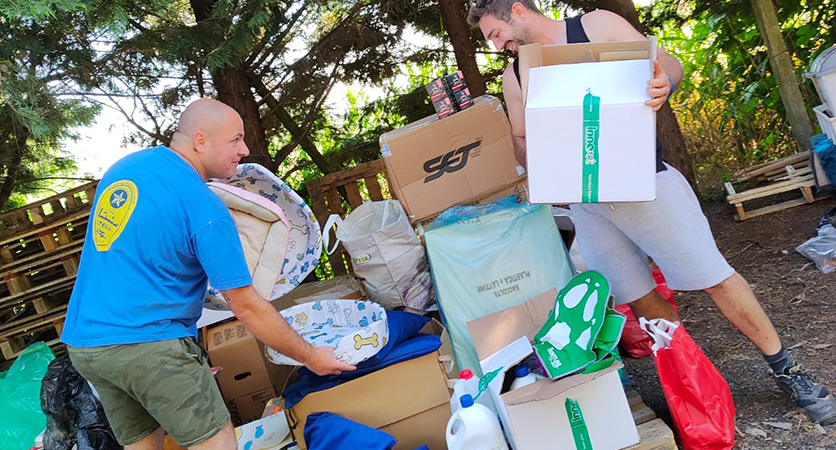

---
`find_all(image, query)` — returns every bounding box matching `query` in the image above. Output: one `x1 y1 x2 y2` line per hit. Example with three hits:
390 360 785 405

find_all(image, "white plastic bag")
796 224 836 273
323 200 435 310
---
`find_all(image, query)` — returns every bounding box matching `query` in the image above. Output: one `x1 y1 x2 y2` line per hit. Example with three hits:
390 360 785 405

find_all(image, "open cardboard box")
468 289 639 450
283 319 455 450
204 319 294 427
519 39 658 204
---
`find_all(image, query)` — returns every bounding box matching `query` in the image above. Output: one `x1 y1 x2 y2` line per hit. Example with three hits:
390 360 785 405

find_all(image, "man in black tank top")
467 0 836 425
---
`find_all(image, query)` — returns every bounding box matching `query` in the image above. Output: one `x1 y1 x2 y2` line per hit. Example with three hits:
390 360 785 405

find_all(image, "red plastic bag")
617 269 678 358
642 318 735 450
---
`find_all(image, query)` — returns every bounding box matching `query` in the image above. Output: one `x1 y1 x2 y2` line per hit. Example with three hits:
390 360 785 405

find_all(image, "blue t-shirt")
62 146 253 347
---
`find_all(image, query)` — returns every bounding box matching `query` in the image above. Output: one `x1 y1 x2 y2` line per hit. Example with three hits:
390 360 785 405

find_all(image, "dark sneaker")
774 364 836 425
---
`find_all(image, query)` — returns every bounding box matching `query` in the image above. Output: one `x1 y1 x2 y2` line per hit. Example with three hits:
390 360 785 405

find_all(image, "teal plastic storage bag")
425 198 574 376
0 342 55 450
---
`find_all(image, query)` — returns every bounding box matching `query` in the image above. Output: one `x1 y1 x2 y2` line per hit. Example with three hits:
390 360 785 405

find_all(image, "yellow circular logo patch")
93 180 138 251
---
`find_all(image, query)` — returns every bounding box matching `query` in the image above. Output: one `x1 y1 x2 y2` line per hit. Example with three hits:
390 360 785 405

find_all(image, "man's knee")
703 271 743 297
188 421 236 450
627 288 679 322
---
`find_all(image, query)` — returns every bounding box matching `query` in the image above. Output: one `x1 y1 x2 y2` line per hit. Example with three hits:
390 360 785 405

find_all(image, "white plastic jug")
451 369 495 413
446 394 508 450
510 365 538 390
450 369 479 413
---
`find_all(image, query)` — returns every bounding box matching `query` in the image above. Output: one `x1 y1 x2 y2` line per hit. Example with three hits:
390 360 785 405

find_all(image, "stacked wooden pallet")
0 181 98 362
725 152 829 221
624 386 678 449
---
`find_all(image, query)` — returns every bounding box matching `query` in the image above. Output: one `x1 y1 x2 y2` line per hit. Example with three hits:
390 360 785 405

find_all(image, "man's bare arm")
222 285 355 376
503 65 528 167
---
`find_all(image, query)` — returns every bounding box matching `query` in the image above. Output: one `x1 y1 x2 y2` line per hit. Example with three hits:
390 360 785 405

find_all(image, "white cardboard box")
520 40 657 204
468 289 639 450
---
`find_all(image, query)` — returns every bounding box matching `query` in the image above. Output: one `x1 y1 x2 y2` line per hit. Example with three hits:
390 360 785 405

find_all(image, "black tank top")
513 15 666 172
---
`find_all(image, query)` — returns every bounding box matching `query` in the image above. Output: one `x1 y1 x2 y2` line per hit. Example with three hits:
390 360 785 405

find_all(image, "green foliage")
640 0 835 194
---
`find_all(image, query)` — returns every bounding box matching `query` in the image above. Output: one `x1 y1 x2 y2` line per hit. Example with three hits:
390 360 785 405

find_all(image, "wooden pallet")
625 386 678 449
726 171 829 221
0 305 66 359
306 159 394 276
0 214 89 265
0 181 97 239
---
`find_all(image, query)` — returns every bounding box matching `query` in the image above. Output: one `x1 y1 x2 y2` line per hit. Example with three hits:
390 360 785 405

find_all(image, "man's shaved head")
176 98 240 141
169 98 249 180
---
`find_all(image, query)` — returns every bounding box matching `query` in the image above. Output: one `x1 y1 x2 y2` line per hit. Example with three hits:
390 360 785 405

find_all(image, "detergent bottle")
446 394 508 450
450 369 478 413
510 365 539 390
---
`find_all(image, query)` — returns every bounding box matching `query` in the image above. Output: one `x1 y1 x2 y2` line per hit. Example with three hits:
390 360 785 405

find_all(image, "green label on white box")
566 398 593 450
582 91 600 203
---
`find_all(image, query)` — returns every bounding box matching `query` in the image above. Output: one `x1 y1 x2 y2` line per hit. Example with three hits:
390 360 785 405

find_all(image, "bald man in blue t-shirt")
62 99 354 450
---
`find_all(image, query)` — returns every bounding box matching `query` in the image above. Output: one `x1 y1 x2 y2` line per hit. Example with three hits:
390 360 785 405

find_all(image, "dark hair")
466 0 542 27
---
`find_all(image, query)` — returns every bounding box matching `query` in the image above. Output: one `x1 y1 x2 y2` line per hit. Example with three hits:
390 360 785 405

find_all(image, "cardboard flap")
526 59 652 108
520 38 656 105
468 288 557 360
502 361 623 406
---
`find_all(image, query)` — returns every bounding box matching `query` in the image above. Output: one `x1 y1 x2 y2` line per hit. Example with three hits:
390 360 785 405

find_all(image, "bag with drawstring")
323 200 435 310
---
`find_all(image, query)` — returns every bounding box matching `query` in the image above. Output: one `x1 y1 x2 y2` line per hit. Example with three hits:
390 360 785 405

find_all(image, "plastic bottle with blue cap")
510 365 539 390
450 369 494 413
445 394 508 450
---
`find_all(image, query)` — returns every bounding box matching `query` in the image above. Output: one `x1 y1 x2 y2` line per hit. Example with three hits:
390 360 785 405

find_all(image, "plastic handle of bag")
322 214 344 255
638 317 678 349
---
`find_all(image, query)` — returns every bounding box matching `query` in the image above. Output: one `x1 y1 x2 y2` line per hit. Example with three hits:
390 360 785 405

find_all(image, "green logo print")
582 91 600 203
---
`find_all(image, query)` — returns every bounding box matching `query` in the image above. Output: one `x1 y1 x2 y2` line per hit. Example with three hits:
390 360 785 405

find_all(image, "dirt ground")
623 194 836 449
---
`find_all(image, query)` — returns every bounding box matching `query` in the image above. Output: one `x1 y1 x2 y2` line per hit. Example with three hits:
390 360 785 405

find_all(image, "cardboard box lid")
519 39 656 105
468 288 557 361
527 59 653 109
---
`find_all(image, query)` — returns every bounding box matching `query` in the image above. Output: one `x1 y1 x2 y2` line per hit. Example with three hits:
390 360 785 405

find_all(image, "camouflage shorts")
68 337 229 447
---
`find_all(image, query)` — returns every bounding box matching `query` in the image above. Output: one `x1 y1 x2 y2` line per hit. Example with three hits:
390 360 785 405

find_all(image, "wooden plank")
324 188 345 217
0 305 68 337
624 419 677 450
0 239 84 277
306 180 348 277
737 195 830 221
632 405 658 425
0 275 76 309
0 210 91 248
626 386 643 408
315 159 386 192
730 179 816 204
344 181 365 209
726 175 814 202
365 176 385 202
734 152 809 181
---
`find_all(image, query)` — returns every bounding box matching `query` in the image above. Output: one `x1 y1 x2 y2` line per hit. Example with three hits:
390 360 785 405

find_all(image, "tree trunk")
213 67 273 170
0 136 25 210
564 0 695 184
190 0 273 170
246 73 335 174
750 0 812 152
439 0 486 96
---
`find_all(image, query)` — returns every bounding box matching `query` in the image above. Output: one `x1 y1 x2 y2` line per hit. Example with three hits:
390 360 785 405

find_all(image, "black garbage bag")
40 354 122 450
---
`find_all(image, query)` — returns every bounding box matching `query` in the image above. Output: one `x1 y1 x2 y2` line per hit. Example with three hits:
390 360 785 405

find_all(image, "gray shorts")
569 164 734 305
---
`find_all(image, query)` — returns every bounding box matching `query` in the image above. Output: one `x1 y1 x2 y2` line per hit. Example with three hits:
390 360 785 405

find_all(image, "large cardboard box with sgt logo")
379 95 525 222
204 319 293 427
519 39 658 204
